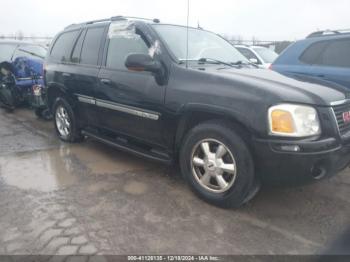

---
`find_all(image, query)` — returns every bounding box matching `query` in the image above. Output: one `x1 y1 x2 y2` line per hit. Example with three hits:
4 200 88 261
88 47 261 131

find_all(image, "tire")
180 120 256 208
35 107 53 121
53 97 83 143
35 107 44 118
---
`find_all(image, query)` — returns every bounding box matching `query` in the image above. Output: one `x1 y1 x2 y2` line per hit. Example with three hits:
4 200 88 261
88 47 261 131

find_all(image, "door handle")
62 73 71 77
100 78 112 85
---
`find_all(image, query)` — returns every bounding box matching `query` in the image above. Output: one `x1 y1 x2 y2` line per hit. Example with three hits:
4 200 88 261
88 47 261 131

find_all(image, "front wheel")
180 120 257 208
53 97 83 143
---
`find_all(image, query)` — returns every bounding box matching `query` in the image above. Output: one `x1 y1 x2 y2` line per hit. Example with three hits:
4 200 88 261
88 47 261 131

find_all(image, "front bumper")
253 137 350 185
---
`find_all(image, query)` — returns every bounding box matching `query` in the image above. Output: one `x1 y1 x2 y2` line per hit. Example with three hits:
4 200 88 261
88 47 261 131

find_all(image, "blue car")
0 40 50 117
271 30 350 89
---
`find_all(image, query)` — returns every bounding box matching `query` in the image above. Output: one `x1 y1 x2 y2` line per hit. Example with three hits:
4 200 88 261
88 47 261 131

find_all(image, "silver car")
235 45 278 69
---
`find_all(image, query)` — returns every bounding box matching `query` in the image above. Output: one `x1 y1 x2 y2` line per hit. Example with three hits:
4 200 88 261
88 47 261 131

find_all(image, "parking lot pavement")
0 108 350 256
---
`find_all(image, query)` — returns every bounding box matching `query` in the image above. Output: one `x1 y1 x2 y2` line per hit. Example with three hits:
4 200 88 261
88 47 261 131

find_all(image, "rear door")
298 39 350 88
312 38 350 88
68 25 108 127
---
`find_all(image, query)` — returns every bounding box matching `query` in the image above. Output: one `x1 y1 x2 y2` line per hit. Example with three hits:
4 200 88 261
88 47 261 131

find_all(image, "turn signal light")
271 110 294 133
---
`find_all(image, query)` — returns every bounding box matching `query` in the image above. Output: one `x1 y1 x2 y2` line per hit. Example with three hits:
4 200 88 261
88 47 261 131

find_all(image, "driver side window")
237 48 260 64
106 31 149 70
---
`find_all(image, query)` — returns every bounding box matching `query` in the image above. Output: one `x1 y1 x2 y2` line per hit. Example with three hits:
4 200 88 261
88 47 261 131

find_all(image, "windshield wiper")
232 60 259 68
179 58 234 68
198 58 235 67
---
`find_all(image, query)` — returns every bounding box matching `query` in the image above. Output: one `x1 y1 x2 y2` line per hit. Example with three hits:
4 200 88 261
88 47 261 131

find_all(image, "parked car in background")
45 16 350 208
235 45 278 68
0 40 51 118
271 30 350 88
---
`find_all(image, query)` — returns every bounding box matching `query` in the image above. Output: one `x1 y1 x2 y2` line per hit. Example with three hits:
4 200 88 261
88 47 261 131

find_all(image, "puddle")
0 149 78 192
0 140 160 192
69 141 157 175
124 181 148 195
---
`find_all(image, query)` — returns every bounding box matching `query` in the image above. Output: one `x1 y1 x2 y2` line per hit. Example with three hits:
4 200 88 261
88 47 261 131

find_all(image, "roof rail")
307 29 350 38
65 16 160 30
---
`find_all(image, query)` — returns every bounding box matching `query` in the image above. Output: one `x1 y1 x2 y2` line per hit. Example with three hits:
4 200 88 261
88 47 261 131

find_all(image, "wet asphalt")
0 108 349 256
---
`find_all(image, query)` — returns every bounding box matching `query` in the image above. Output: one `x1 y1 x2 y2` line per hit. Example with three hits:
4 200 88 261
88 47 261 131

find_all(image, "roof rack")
65 16 160 30
307 29 350 38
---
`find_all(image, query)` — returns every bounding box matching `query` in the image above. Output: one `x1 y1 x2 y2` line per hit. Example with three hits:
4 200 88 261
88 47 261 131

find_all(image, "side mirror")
249 58 259 64
125 54 162 74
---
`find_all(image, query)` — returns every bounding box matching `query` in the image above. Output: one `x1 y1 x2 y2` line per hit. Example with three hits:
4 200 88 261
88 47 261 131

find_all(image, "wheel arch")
174 104 255 156
47 83 75 111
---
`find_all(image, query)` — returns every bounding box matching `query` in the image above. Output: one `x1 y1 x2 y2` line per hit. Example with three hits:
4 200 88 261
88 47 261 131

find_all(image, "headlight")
268 104 321 137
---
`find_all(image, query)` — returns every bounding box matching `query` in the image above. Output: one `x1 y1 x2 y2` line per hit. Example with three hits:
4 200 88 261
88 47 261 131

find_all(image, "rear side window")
0 44 17 62
51 31 79 62
71 30 86 63
80 27 105 65
321 39 350 68
299 41 328 64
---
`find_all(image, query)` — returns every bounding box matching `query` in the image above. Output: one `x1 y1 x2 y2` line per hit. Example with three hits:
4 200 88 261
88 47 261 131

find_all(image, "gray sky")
1 0 349 41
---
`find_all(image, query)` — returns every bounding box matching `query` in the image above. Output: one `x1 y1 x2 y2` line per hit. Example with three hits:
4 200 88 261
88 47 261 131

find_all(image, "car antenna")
186 0 190 69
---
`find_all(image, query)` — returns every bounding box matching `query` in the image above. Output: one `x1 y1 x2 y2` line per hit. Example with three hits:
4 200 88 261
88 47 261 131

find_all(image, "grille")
332 103 350 135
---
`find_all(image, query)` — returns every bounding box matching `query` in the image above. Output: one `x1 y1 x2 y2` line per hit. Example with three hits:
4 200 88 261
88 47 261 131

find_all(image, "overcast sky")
1 0 349 41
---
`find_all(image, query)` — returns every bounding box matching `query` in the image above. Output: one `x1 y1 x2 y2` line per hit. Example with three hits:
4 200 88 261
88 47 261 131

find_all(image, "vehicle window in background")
80 27 105 65
252 47 278 63
299 41 328 64
0 44 17 62
71 30 86 63
320 39 350 68
236 47 259 62
152 25 247 63
106 32 149 70
51 30 79 62
13 45 47 60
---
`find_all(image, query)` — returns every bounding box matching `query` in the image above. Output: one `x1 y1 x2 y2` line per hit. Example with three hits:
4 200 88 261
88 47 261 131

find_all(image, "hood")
205 67 348 106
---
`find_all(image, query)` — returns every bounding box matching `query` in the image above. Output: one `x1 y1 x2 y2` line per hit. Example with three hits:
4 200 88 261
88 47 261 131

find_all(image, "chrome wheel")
191 139 237 193
55 105 71 137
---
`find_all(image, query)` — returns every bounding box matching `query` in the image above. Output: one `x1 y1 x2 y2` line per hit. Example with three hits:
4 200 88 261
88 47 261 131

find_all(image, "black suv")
45 16 350 208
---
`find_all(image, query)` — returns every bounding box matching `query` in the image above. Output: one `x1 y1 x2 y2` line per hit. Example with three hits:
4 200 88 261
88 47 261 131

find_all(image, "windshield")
14 45 47 60
0 44 17 62
252 47 278 63
152 25 248 64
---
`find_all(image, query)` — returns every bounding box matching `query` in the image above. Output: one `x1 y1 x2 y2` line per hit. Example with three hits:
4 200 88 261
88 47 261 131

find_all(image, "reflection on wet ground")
0 149 78 192
0 108 349 255
0 138 160 192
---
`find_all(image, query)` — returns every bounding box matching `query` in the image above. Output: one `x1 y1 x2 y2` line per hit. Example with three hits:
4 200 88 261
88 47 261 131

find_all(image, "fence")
0 36 53 46
0 36 294 54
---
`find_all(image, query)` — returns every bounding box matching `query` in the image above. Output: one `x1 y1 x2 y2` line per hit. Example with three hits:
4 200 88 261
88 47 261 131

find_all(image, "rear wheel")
53 97 83 143
180 120 257 208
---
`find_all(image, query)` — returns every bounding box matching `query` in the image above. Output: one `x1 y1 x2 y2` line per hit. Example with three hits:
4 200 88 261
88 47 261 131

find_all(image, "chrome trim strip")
75 94 160 121
330 107 341 134
76 94 96 105
17 76 43 81
96 100 160 120
330 99 350 106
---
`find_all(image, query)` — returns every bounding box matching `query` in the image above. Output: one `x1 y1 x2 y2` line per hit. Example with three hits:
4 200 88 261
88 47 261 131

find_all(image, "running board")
81 130 172 164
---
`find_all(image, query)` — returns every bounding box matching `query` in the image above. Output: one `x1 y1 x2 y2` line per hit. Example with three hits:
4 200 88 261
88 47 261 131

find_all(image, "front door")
95 22 166 146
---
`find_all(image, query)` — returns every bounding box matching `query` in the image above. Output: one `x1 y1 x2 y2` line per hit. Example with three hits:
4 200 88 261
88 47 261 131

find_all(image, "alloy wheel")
55 105 71 137
191 139 237 193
